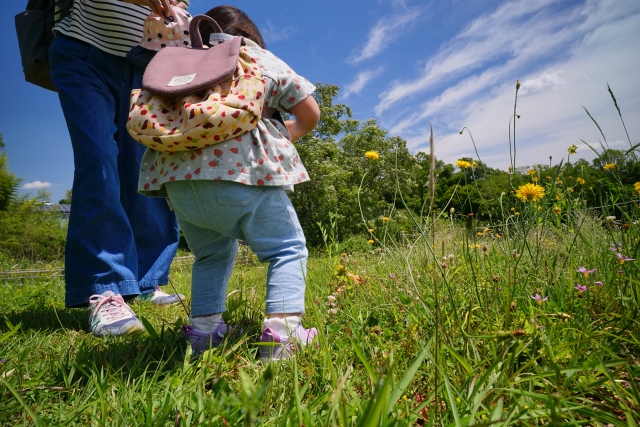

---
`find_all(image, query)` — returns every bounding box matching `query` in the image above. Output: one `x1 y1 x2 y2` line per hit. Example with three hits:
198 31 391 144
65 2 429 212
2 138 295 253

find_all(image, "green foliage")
0 148 66 262
0 199 67 262
1 84 640 425
0 152 21 212
291 84 417 246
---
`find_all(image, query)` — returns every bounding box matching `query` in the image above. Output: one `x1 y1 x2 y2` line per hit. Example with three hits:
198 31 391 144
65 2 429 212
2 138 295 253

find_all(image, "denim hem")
191 303 226 317
65 279 163 308
265 303 306 315
138 276 169 295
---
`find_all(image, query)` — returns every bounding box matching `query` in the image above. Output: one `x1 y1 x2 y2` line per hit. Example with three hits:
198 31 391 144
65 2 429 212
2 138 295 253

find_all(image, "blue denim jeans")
50 34 179 308
165 180 308 316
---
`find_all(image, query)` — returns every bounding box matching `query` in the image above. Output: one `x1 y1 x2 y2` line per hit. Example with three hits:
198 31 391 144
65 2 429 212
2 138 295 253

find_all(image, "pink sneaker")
88 291 144 337
259 323 318 362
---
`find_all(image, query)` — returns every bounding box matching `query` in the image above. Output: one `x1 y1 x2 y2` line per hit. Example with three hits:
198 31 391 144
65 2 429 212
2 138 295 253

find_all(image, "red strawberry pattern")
138 45 315 197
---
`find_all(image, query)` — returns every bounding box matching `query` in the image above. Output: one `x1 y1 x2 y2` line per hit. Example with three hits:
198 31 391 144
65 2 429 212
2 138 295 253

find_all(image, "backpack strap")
189 15 223 49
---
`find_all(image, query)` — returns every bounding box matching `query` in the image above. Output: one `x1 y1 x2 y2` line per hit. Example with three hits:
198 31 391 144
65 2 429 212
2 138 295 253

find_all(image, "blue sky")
2 0 639 203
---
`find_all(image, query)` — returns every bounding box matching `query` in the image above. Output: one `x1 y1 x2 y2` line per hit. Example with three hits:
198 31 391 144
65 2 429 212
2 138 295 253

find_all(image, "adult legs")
50 34 179 308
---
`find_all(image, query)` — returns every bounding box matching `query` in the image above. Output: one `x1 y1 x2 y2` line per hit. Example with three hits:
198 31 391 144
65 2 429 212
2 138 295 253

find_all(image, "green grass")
1 206 639 426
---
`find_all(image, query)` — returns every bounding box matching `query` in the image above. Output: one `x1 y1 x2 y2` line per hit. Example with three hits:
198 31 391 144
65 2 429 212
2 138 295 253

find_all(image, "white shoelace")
89 293 131 322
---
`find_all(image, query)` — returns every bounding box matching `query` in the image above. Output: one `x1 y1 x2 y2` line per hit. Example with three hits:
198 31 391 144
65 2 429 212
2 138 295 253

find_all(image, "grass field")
1 199 639 426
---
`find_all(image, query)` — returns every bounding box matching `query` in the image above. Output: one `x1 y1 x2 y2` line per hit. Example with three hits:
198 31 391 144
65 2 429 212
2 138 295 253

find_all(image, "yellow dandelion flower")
514 211 520 216
635 182 640 194
552 206 561 215
382 216 389 221
456 160 472 169
367 239 374 244
567 187 574 193
477 232 483 237
496 234 502 239
532 177 539 182
515 183 545 202
510 207 515 211
576 177 585 184
365 151 380 160
369 228 374 233
568 145 578 154
603 163 616 171
527 169 536 176
537 206 542 211
472 160 478 169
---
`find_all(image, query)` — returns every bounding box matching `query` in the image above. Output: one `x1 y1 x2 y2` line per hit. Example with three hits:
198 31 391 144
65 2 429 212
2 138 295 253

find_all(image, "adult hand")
123 0 173 17
173 1 188 10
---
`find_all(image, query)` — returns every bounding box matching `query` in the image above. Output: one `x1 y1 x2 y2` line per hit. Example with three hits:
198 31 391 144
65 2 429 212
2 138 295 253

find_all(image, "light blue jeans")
165 180 308 316
50 34 180 307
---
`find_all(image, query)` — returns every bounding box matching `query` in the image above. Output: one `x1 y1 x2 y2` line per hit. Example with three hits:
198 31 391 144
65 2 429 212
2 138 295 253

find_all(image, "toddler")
137 5 321 361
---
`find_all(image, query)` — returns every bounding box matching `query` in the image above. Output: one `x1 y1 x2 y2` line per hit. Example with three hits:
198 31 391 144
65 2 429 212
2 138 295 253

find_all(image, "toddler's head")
203 6 265 48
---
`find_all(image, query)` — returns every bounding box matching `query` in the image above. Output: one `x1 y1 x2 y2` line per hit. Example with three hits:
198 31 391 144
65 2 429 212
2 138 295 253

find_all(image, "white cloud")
348 7 422 63
519 71 565 96
261 21 295 44
376 0 640 174
376 0 583 115
22 181 53 190
403 9 640 170
342 67 384 98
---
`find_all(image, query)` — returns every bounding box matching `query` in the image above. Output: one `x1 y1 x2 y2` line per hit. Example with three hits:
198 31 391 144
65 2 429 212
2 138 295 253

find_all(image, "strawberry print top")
137 45 315 197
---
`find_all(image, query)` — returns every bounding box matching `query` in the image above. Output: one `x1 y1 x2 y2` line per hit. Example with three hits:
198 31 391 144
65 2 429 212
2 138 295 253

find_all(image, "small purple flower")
530 293 549 304
594 281 603 287
389 273 396 279
574 284 587 293
0 358 5 364
531 317 545 330
616 252 635 264
498 287 503 292
576 267 596 277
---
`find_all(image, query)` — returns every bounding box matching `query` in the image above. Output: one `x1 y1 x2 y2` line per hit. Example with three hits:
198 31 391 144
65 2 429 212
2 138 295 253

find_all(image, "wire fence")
0 244 257 284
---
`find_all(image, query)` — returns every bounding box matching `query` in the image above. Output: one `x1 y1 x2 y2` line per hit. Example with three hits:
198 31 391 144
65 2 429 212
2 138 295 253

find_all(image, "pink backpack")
127 15 266 152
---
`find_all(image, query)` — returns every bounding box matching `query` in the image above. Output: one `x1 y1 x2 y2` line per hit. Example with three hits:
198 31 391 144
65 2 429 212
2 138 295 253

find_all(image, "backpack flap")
128 15 267 153
142 15 241 97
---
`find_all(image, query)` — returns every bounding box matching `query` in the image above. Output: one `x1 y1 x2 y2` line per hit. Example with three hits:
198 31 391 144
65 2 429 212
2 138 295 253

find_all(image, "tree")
0 149 21 212
58 189 72 205
289 84 418 245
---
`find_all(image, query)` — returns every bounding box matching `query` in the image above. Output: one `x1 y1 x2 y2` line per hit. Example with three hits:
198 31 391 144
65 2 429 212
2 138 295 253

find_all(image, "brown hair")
202 5 266 49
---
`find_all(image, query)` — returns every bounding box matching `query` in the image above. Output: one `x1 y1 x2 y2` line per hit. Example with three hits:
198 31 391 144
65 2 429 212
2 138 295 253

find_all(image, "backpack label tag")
167 73 197 87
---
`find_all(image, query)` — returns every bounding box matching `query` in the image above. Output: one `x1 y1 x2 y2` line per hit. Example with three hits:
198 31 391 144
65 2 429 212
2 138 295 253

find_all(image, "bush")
0 200 67 262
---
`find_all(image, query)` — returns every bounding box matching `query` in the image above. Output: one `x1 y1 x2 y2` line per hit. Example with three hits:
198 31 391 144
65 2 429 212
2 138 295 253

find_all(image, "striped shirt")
54 0 189 57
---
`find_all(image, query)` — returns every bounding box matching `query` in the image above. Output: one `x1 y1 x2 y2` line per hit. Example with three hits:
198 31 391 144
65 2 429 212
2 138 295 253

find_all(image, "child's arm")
284 95 320 143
